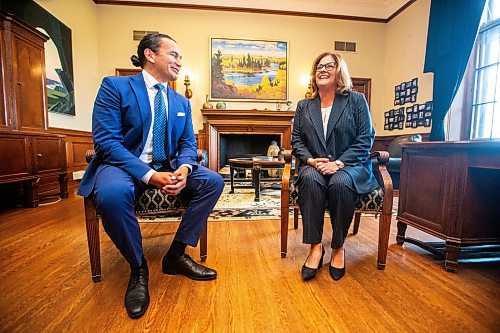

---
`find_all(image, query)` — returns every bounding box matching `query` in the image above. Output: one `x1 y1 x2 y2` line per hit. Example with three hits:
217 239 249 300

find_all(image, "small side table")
228 158 285 201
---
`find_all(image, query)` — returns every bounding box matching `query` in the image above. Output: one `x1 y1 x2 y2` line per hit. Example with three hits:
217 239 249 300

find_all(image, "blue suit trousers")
93 165 224 269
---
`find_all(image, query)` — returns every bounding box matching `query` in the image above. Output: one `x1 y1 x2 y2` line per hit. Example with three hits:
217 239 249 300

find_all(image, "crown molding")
93 0 417 23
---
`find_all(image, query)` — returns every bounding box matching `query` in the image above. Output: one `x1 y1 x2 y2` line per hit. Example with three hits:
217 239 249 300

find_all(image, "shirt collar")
142 69 168 91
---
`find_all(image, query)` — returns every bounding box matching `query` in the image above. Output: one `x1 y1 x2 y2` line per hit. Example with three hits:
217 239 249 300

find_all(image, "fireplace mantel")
198 109 295 171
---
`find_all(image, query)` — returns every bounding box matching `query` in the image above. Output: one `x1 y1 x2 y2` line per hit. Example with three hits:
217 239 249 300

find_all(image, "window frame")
461 7 500 140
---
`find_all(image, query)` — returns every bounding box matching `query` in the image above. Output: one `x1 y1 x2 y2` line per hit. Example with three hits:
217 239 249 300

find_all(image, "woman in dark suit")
292 52 378 281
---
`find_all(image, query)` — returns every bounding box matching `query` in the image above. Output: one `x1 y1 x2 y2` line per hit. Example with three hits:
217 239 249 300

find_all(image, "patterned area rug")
137 182 398 222
138 182 283 222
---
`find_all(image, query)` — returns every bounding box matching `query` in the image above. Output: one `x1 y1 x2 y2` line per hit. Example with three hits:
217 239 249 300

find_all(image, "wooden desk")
396 141 500 272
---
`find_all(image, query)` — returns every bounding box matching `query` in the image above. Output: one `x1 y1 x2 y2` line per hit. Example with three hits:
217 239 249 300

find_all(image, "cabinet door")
0 28 8 130
12 34 47 132
34 137 64 175
0 135 33 181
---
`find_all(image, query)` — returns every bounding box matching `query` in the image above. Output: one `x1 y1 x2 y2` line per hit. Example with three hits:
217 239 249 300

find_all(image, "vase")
202 94 213 109
267 141 280 177
267 140 280 158
216 101 226 109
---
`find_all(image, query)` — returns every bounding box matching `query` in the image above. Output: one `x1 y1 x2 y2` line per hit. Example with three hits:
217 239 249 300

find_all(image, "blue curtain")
424 0 486 141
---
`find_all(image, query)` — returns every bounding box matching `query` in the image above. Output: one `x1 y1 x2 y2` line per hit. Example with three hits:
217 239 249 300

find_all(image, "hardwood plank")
0 191 498 332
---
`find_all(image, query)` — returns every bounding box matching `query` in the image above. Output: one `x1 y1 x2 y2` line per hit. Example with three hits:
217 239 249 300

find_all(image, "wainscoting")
49 128 93 188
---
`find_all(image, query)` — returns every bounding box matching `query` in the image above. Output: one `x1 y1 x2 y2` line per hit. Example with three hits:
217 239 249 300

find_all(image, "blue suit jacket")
291 91 379 194
78 73 197 197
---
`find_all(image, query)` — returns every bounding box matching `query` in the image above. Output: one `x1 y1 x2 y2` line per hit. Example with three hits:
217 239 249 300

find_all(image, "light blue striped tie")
151 84 168 170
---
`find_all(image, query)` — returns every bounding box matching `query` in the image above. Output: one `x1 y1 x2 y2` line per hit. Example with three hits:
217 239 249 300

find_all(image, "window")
471 0 500 139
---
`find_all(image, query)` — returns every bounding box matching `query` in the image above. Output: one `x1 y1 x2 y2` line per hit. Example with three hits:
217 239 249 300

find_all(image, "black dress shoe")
329 248 346 281
125 266 150 319
162 253 217 281
301 245 325 281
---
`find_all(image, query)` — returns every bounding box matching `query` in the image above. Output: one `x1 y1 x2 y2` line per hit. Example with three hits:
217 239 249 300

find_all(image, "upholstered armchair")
280 150 394 269
83 149 209 282
387 134 422 190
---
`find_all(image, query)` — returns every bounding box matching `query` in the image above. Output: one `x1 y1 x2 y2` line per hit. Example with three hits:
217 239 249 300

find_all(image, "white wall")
383 0 433 136
34 0 100 131
96 5 386 132
32 1 433 137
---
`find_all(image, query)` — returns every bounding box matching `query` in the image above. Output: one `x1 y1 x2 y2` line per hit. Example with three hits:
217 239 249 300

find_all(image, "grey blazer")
291 91 379 194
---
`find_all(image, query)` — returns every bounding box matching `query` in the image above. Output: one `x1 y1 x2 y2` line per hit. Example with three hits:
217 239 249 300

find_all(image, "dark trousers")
296 166 357 249
93 164 224 269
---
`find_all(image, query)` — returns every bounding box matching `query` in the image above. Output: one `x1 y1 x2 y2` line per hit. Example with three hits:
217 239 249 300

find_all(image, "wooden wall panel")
50 128 93 186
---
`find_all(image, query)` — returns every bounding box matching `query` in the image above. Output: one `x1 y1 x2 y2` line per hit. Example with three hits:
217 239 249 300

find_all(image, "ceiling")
95 0 414 21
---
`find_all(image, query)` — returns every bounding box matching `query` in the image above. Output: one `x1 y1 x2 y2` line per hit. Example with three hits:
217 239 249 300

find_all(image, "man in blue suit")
78 33 224 319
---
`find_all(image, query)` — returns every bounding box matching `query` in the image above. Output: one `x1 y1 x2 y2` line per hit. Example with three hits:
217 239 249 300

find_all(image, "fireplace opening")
219 133 281 173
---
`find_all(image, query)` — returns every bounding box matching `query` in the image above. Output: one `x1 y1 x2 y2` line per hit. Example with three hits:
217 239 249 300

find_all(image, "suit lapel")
326 93 349 142
130 73 151 146
307 97 327 150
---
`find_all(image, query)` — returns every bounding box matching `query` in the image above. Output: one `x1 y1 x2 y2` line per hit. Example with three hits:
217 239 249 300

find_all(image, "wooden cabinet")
396 141 500 272
0 11 67 207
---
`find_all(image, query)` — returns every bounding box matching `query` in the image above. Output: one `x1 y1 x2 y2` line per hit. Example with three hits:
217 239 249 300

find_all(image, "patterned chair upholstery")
280 150 394 270
83 149 209 282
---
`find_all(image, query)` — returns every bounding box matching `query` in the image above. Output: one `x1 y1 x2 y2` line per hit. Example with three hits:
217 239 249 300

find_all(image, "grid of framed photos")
384 107 405 131
405 101 433 128
394 78 418 106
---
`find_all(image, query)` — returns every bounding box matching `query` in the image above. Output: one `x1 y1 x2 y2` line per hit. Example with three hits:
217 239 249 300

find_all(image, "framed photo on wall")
210 37 288 102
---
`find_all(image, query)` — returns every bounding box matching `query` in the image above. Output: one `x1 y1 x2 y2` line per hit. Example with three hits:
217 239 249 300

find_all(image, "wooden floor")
0 189 499 333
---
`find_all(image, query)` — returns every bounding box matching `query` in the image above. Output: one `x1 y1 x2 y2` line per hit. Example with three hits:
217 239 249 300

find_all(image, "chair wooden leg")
281 205 290 258
84 197 101 282
377 212 391 270
353 212 361 235
200 224 208 262
293 208 299 230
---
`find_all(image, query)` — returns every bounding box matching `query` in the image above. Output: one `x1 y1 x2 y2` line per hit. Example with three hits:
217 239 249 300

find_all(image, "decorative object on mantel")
184 75 192 99
202 94 213 109
276 102 281 111
216 101 227 109
286 101 292 111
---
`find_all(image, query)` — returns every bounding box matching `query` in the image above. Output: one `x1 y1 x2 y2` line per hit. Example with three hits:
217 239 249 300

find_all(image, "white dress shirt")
321 105 332 139
139 70 191 184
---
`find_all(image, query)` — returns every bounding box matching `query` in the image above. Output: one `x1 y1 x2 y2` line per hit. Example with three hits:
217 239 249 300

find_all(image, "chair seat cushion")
289 182 384 212
135 188 189 214
354 188 384 211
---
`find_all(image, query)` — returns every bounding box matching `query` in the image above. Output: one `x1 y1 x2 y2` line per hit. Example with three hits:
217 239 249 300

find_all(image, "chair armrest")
86 150 96 164
371 150 394 215
281 150 293 192
196 149 208 167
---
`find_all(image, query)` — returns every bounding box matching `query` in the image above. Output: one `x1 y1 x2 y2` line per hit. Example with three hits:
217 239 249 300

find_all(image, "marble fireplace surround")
198 109 295 171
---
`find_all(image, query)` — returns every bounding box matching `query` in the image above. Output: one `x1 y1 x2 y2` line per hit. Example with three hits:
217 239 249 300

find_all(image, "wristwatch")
335 160 344 168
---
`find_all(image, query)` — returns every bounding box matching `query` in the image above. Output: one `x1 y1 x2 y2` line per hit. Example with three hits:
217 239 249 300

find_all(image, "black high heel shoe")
301 245 325 281
329 248 346 281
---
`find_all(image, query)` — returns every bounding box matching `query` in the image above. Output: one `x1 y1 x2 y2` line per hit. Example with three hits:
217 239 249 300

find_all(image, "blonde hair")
309 52 353 98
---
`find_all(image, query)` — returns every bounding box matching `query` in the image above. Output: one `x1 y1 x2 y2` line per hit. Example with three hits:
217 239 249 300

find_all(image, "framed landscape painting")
1 0 75 115
210 38 288 102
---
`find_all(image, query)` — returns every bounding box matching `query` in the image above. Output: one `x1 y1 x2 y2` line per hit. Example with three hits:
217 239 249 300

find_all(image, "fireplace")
219 133 281 171
198 109 295 171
